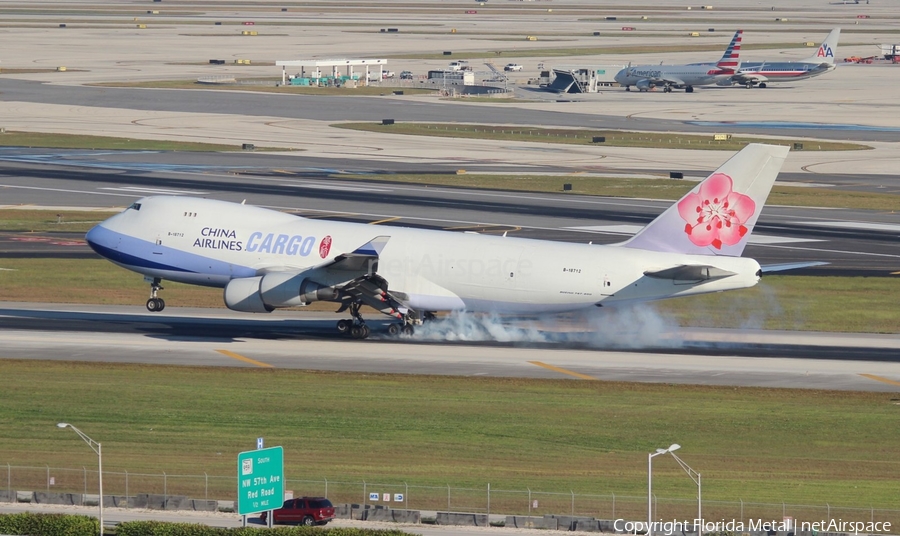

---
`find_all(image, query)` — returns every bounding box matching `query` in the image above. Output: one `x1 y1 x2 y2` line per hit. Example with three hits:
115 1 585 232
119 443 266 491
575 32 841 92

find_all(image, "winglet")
352 236 390 257
621 143 790 257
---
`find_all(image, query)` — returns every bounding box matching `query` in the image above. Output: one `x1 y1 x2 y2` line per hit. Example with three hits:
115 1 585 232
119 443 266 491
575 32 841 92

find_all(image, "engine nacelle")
224 272 340 313
716 78 735 87
636 79 652 91
223 276 271 313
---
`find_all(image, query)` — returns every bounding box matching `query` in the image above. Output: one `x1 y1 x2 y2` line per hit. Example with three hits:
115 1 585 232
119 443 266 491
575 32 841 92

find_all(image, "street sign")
237 446 284 516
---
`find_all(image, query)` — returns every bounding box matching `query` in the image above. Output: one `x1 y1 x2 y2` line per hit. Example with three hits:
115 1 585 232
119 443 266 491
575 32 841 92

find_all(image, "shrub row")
0 513 416 536
0 512 98 536
118 522 414 536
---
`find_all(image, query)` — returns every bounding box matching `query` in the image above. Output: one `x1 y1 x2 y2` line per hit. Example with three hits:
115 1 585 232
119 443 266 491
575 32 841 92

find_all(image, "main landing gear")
336 302 374 340
335 302 424 340
146 277 165 312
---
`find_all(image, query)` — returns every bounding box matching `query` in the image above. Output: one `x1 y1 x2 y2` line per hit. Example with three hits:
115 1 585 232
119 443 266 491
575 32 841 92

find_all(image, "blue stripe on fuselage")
85 225 257 279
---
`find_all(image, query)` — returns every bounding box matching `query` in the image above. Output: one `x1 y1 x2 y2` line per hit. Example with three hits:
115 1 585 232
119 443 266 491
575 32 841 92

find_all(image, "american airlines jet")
614 30 742 93
86 144 794 339
725 28 840 88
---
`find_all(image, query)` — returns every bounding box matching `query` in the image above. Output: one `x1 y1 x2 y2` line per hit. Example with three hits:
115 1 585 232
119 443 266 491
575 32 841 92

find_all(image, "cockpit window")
128 203 142 211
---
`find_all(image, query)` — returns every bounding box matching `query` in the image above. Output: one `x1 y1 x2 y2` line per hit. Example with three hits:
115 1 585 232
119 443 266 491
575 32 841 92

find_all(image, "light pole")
648 444 680 536
669 450 701 534
57 423 103 536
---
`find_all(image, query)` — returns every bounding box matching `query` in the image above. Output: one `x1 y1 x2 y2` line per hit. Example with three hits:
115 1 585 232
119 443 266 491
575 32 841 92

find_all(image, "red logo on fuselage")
319 235 332 258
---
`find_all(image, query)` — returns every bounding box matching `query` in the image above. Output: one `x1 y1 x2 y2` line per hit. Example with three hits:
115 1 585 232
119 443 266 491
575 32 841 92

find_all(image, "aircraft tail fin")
713 30 742 73
805 28 840 63
621 143 789 257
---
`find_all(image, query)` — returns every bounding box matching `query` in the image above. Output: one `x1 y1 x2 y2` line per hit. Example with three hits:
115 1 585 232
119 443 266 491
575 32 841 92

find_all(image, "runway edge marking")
216 349 274 368
859 373 900 388
529 361 596 381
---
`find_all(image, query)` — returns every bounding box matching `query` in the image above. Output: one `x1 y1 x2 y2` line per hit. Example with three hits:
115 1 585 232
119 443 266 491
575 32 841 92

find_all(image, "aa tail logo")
713 30 742 74
817 44 834 58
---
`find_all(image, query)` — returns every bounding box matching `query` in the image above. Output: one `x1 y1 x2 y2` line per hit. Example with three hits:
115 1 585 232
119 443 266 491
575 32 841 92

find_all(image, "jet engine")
223 271 340 313
635 79 652 91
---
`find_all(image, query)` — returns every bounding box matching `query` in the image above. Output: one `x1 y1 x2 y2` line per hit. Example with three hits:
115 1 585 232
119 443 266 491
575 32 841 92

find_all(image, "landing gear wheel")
336 319 351 334
758 83 767 89
350 324 370 340
685 86 694 93
146 277 165 312
401 324 414 336
387 323 401 336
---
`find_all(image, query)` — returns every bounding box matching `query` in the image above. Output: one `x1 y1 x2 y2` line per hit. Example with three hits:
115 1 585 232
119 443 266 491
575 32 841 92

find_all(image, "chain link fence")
3 464 897 532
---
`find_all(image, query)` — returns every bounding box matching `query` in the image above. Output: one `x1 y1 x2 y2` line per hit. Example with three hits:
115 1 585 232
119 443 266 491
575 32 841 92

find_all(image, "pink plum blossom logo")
677 173 756 250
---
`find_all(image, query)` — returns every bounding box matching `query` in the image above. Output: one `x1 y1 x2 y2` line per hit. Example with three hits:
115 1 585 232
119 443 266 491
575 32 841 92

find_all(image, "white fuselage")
614 65 729 89
86 197 762 314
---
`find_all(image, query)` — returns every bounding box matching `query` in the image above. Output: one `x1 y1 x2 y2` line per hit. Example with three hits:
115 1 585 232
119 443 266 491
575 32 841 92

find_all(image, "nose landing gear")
146 278 165 312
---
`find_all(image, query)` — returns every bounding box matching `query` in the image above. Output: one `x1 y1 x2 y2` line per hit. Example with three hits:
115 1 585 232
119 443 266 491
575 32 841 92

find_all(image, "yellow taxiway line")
859 373 900 387
369 216 402 225
216 349 273 368
529 361 596 380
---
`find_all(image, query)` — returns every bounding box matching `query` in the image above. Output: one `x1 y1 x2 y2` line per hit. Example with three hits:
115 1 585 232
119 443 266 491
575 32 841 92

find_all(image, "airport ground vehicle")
504 63 524 71
881 44 899 60
399 70 414 79
259 497 335 526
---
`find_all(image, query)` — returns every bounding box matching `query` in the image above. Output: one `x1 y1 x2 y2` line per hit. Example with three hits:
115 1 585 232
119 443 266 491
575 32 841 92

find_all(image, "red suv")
259 497 335 526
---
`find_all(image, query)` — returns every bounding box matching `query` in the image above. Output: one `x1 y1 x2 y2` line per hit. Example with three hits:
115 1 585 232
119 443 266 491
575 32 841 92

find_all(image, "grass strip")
1 360 899 510
0 131 287 152
0 258 897 333
0 210 116 233
335 173 900 211
334 123 870 152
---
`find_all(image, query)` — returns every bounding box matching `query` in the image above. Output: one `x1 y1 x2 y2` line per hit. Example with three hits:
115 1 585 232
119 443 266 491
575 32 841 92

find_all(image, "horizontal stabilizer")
644 265 736 281
760 261 828 273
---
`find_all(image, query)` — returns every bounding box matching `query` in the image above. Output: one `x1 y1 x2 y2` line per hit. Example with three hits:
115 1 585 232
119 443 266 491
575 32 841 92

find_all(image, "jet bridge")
547 66 623 93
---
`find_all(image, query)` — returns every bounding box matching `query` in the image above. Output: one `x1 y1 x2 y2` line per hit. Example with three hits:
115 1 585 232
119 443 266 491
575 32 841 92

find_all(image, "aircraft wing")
305 235 411 319
315 235 390 273
651 76 686 88
731 72 768 84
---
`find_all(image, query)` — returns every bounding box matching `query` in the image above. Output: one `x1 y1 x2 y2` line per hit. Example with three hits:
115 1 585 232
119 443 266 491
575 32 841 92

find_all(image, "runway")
1 302 898 392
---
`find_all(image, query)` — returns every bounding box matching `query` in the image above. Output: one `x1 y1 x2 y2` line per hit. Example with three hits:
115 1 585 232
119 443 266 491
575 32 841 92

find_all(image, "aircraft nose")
85 225 109 255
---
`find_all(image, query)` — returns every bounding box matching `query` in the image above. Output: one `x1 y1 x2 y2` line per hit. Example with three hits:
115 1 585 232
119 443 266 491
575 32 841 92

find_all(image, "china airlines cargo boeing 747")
86 144 796 339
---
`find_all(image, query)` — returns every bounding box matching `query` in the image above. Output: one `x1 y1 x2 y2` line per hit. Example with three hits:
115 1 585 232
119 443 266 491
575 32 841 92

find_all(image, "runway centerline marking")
529 361 596 380
859 374 900 387
216 349 273 368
